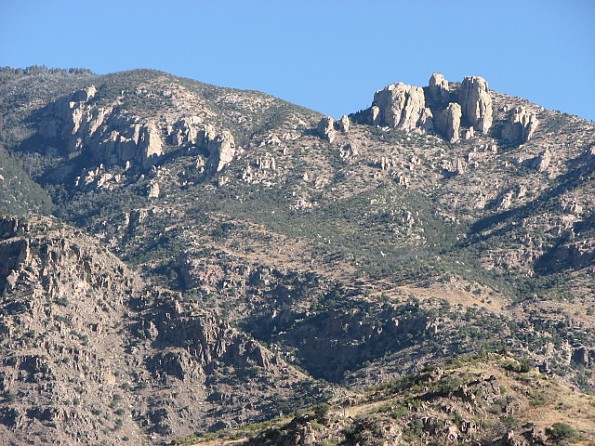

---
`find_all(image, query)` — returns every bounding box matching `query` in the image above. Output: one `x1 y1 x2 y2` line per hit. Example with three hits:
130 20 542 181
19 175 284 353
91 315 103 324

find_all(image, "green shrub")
545 423 576 445
545 423 575 445
314 402 330 419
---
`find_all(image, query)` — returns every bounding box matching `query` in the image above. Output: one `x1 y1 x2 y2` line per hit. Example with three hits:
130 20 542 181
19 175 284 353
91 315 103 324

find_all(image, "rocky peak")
459 76 493 133
358 73 497 140
371 82 433 131
428 72 450 106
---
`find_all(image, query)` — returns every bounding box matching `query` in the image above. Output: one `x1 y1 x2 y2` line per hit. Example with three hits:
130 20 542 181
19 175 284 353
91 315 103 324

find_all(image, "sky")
1 0 594 121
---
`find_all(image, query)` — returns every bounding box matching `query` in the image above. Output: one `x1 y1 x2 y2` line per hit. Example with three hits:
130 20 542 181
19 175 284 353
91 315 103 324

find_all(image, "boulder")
503 431 528 446
529 148 552 172
370 105 381 125
502 106 539 144
316 116 336 143
372 83 433 131
337 114 350 132
497 190 515 210
459 76 493 132
147 181 160 198
339 143 359 160
436 102 462 143
462 127 475 140
428 73 450 105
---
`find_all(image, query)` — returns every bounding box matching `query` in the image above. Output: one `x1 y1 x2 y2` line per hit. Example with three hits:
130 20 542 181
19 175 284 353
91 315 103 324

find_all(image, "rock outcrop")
147 181 160 198
459 76 493 133
371 83 433 131
140 121 163 168
529 148 552 172
169 119 238 174
436 102 462 143
502 106 539 144
40 87 169 170
337 114 350 133
170 115 202 146
339 143 359 160
428 72 450 106
316 116 336 143
205 129 236 174
72 84 97 102
364 74 494 137
39 89 238 176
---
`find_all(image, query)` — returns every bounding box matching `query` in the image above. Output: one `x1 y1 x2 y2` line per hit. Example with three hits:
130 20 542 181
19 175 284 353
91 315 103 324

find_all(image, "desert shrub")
545 423 576 445
314 402 330 419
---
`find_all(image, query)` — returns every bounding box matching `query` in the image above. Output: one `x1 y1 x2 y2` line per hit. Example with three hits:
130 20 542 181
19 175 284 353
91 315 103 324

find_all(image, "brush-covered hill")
174 354 595 446
0 66 593 444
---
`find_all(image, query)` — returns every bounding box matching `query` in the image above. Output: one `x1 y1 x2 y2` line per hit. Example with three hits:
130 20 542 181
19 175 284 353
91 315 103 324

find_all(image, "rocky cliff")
0 216 320 445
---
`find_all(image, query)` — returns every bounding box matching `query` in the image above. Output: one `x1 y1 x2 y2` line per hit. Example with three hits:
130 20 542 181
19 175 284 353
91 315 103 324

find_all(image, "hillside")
0 216 325 445
0 66 593 444
175 355 595 446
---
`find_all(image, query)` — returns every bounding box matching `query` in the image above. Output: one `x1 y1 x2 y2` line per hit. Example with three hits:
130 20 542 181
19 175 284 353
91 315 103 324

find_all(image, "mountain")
0 66 593 445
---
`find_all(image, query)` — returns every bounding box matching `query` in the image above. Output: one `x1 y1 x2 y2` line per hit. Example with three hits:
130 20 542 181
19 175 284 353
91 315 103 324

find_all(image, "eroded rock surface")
316 116 336 143
436 102 462 143
0 216 317 445
372 83 433 131
502 106 539 144
459 76 493 132
428 72 450 105
206 130 236 174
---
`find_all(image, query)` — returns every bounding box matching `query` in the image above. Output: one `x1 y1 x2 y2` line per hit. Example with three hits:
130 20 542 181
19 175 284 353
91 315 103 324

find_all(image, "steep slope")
0 144 52 216
0 216 323 445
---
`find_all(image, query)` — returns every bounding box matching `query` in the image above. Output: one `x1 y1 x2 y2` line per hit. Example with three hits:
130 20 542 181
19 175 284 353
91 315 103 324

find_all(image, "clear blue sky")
1 0 594 121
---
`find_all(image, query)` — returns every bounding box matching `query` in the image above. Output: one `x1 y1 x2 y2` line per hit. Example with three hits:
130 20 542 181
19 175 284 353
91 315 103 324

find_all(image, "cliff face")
0 216 318 445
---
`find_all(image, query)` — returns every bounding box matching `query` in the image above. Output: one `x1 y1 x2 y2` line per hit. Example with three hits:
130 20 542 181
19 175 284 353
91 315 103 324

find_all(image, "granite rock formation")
502 106 539 144
459 76 493 132
371 83 433 131
428 72 450 106
436 102 462 143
